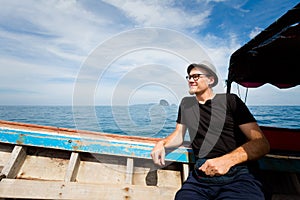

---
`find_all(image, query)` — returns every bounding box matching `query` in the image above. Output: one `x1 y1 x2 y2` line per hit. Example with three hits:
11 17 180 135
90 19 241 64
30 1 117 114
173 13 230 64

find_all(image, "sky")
1 0 299 106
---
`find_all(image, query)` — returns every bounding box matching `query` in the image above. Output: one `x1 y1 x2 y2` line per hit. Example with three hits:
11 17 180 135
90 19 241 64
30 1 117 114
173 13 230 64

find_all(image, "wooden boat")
0 122 299 200
227 2 300 199
0 119 196 199
1 3 300 200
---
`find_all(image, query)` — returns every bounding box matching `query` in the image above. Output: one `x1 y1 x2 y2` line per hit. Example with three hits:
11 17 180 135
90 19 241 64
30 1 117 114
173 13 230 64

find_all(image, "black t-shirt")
176 93 256 158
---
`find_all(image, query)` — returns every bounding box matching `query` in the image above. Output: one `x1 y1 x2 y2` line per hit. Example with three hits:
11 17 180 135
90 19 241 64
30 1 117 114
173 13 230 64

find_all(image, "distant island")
159 99 169 106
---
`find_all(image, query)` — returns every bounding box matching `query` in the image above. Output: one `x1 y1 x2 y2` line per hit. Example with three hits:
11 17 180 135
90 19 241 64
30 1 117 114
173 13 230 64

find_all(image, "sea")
0 105 299 138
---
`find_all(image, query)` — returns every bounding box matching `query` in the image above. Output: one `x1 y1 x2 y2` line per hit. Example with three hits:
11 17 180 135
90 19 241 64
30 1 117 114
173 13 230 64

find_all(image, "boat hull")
0 120 299 199
0 120 193 199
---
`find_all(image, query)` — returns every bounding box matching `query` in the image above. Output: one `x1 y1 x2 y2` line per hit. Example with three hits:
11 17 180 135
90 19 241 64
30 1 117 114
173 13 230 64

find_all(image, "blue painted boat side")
0 127 194 163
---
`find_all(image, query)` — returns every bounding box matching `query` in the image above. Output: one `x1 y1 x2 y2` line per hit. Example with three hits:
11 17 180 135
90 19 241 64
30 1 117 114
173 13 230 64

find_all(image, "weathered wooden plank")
1 145 27 178
157 169 181 189
64 152 81 182
76 154 127 184
0 126 193 163
17 153 69 181
132 159 157 186
0 150 11 179
0 179 179 200
125 158 134 184
182 163 190 182
0 143 14 168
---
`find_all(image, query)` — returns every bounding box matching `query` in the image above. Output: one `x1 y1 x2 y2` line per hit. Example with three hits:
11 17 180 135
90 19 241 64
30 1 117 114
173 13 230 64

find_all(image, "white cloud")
240 85 300 106
103 0 211 29
0 0 240 105
249 27 263 39
1 0 298 105
192 32 241 85
0 0 124 56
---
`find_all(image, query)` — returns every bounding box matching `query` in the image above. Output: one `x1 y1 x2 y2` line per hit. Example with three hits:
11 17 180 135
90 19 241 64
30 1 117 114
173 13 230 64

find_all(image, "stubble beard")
189 88 196 95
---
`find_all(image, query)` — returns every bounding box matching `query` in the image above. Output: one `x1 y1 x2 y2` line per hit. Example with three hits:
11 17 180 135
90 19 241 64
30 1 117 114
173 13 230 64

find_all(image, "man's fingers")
151 150 165 166
151 151 159 165
160 151 165 166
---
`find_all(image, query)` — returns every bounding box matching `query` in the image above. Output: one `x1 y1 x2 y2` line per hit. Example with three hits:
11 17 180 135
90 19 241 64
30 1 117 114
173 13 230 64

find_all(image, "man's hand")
150 123 186 166
150 140 166 166
199 122 270 177
199 157 232 176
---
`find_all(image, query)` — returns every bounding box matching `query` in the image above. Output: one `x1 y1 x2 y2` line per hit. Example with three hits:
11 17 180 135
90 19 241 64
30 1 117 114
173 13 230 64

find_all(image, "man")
151 62 270 200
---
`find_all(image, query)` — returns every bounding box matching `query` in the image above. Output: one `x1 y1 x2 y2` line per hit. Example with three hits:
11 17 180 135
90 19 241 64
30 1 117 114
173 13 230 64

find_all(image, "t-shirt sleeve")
176 97 189 125
231 94 256 125
176 106 182 124
176 99 185 124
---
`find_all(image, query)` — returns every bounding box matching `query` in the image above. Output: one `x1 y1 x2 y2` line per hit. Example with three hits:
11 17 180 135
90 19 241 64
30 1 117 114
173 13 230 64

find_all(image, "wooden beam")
0 179 179 200
1 145 27 178
182 163 190 182
157 169 181 189
64 152 81 182
125 158 134 184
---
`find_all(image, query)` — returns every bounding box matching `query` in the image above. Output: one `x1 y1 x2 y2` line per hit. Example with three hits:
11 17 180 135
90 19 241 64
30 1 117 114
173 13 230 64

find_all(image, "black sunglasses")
186 73 209 81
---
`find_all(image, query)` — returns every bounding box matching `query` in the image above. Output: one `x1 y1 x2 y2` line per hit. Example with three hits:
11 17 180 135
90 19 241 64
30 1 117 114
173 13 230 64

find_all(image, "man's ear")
208 76 215 86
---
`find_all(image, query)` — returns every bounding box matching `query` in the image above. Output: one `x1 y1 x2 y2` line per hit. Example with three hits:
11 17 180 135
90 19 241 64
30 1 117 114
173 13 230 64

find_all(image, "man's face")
187 67 213 95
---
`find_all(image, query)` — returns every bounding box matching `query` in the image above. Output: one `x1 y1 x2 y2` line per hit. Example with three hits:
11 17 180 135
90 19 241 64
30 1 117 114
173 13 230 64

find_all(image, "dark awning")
227 3 300 90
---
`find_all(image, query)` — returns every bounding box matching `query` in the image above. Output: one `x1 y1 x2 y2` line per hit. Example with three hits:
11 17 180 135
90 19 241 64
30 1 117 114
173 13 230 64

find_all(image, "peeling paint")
16 134 25 145
0 126 193 163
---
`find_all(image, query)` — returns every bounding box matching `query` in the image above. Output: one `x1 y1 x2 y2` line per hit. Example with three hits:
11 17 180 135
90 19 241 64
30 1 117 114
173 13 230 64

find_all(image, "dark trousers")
175 166 265 200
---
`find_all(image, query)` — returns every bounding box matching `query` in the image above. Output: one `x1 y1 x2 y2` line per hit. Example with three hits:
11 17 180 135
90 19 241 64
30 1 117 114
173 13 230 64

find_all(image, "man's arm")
151 123 186 166
199 122 270 176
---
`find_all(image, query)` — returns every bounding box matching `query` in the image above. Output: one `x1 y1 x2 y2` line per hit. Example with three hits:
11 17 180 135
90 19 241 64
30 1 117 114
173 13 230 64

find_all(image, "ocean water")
0 105 299 138
248 106 300 129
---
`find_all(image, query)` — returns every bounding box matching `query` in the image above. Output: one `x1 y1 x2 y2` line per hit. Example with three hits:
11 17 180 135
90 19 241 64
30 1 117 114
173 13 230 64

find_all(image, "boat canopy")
227 3 300 91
